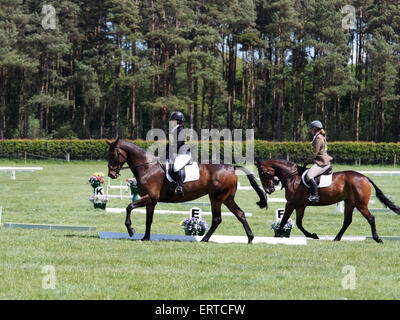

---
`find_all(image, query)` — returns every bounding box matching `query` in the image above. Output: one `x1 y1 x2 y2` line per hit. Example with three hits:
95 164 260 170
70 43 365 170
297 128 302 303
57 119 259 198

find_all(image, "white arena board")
98 232 307 245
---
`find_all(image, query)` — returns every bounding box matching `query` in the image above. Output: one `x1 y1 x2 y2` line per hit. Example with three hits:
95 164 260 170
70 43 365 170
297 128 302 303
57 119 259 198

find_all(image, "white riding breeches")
173 154 191 171
306 164 331 180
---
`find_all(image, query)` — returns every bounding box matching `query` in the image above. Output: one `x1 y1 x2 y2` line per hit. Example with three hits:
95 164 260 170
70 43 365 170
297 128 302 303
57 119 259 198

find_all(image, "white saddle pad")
166 160 200 183
301 170 332 189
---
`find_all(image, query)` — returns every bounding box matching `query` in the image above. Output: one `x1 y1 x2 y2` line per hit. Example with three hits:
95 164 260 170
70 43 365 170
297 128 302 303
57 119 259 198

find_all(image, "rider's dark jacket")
166 124 185 160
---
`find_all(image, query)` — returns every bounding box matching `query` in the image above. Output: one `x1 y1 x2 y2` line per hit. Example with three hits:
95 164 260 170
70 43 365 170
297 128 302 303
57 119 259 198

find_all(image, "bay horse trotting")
255 159 400 243
106 138 267 243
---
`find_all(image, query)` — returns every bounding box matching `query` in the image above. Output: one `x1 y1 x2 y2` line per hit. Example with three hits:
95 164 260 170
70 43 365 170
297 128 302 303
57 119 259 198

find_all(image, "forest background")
0 0 399 142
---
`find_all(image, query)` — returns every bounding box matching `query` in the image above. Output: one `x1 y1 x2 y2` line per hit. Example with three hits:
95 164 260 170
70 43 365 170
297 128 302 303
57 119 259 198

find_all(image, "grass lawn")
1 159 400 300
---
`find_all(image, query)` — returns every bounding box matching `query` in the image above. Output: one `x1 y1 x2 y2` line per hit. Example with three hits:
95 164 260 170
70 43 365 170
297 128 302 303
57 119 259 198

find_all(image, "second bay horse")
255 159 400 243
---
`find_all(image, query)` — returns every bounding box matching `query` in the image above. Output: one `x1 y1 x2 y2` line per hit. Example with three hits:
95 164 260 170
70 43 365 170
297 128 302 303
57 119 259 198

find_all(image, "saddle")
165 159 200 199
301 166 333 189
165 159 200 184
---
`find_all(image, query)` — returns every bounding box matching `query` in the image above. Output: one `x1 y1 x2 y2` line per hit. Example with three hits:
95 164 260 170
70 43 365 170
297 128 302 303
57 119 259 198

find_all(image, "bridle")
108 146 158 176
258 164 298 191
258 166 276 193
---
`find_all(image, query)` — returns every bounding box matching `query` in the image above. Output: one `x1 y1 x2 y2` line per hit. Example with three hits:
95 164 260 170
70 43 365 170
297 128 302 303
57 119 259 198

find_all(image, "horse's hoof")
248 236 254 244
311 233 319 239
127 227 135 237
256 201 266 209
375 237 384 244
141 236 150 241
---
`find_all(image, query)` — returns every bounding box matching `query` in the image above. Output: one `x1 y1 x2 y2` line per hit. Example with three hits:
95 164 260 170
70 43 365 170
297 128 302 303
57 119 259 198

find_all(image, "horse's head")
255 159 277 195
106 137 128 179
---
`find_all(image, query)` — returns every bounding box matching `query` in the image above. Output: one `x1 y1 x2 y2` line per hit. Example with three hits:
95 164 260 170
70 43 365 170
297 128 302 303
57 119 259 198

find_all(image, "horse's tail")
368 178 400 215
234 165 268 209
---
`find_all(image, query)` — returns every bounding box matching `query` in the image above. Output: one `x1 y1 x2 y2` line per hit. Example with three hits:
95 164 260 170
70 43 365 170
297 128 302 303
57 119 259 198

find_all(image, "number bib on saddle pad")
301 167 333 189
166 159 200 183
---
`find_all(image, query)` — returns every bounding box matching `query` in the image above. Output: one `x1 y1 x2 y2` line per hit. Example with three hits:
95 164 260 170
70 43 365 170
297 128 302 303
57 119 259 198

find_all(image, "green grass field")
1 159 400 300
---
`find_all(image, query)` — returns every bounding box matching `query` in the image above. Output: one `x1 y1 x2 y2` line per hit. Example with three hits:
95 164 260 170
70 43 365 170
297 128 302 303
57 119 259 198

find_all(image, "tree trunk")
193 64 198 133
248 45 255 130
208 83 215 130
0 68 6 139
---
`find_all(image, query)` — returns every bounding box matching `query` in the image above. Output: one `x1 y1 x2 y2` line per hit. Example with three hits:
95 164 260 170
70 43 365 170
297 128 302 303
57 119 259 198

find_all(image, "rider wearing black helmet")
166 111 186 196
303 120 333 202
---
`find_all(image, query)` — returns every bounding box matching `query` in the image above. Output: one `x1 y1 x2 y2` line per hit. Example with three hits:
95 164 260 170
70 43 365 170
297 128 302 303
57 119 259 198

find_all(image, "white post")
335 201 344 213
11 169 16 180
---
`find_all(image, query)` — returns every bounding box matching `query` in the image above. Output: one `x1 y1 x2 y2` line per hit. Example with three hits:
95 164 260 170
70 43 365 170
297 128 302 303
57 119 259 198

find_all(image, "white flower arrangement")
89 194 109 204
271 218 294 231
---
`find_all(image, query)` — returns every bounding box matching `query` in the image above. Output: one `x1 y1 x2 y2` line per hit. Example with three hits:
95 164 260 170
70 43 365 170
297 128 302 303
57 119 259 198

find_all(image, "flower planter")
273 229 291 238
91 181 101 189
184 229 206 236
88 172 108 209
271 218 294 238
130 185 139 202
181 217 208 236
94 203 106 210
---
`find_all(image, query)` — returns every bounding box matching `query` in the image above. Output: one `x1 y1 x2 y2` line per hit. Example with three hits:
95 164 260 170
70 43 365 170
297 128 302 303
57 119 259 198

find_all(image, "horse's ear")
114 137 120 145
106 139 112 146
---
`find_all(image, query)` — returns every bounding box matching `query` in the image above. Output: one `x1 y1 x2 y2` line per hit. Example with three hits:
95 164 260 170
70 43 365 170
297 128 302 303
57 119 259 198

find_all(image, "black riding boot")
308 178 319 202
174 169 184 196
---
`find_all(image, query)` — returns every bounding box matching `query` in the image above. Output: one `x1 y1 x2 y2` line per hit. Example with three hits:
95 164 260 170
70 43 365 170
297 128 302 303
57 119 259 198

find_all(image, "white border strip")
98 232 307 245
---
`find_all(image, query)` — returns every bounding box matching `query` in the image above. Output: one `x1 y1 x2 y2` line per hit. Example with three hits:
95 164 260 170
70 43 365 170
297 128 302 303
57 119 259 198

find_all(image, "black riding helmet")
170 111 184 124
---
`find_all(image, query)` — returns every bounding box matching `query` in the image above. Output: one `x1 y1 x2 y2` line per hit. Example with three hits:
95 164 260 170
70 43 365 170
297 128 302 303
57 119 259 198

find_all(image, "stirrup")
308 195 319 202
176 185 184 196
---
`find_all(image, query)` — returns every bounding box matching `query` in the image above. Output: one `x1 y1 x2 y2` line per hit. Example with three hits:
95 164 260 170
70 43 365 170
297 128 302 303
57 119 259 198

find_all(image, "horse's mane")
268 159 304 181
269 159 298 169
119 140 157 161
120 140 146 152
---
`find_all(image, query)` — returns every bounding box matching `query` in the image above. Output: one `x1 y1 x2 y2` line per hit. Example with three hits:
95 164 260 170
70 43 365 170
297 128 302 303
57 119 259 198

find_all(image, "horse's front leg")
142 204 155 241
296 206 319 239
275 204 295 237
125 194 153 237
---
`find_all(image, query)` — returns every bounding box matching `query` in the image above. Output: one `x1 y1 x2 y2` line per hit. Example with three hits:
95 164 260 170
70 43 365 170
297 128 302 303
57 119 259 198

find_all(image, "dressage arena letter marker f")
341 265 356 290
